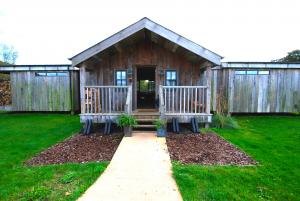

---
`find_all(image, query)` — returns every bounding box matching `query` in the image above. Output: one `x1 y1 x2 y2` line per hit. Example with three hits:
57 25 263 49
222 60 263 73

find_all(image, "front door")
137 67 156 109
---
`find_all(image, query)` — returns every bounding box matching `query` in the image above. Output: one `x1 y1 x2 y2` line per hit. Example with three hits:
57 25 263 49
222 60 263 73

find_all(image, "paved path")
78 132 182 201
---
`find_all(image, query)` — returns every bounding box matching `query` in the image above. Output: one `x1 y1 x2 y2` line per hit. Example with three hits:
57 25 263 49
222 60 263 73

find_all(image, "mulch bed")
26 133 123 166
166 132 256 165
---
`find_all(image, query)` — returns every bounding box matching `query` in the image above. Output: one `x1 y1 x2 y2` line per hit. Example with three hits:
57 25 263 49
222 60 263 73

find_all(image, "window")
235 70 246 75
115 70 127 86
246 70 258 75
165 70 177 86
258 70 269 75
35 72 68 77
235 70 269 75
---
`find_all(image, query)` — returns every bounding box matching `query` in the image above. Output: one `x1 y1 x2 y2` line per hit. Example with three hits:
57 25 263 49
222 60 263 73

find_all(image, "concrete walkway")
78 132 182 201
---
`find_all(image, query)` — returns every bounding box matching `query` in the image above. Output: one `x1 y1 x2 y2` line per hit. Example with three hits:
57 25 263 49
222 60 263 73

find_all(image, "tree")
276 50 300 62
0 44 18 64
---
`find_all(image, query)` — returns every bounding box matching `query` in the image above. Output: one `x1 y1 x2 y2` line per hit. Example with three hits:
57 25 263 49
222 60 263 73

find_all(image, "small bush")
211 113 239 129
22 186 50 201
153 119 166 129
116 114 138 128
200 128 211 134
59 172 77 184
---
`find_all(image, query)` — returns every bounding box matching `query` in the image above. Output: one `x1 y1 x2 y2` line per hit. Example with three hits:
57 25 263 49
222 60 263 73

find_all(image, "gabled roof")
70 17 223 66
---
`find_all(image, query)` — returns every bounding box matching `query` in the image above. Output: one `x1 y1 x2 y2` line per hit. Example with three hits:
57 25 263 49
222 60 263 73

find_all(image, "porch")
80 85 212 124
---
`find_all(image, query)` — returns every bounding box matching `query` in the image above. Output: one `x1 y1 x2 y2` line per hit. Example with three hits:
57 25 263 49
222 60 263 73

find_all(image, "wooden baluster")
97 88 100 113
172 88 175 113
195 88 198 113
164 88 166 111
187 88 190 113
179 88 182 113
168 88 170 113
198 87 200 113
203 88 205 113
87 87 90 113
101 88 104 113
109 87 111 113
183 88 186 113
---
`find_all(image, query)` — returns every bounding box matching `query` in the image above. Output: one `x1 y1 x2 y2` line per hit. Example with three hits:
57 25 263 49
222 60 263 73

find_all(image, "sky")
0 0 299 64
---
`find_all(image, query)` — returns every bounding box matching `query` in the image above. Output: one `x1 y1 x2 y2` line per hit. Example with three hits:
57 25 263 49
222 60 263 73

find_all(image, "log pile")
0 80 11 106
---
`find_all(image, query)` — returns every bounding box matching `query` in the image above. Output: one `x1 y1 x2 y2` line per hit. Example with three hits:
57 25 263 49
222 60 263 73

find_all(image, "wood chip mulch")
26 133 123 166
166 133 256 165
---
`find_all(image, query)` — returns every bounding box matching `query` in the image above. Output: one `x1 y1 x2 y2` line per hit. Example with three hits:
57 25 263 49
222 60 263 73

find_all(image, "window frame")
115 70 127 86
165 70 178 86
35 71 68 77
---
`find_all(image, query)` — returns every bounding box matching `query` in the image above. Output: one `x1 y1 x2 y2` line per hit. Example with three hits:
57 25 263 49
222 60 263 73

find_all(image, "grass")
0 112 108 201
173 116 300 201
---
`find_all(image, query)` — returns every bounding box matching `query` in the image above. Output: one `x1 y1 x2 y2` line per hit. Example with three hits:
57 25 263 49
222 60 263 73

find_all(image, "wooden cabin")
70 18 222 126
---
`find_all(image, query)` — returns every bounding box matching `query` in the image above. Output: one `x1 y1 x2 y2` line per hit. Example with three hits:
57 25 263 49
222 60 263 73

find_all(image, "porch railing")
83 85 132 114
159 85 209 115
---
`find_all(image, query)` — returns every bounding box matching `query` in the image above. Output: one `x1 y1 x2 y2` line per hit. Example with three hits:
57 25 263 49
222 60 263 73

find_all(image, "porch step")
135 124 156 128
133 111 159 131
134 124 156 131
136 119 155 123
133 112 159 120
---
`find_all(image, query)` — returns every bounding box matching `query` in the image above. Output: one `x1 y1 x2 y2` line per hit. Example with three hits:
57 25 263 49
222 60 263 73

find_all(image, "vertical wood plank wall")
10 71 79 111
81 40 211 110
212 68 300 113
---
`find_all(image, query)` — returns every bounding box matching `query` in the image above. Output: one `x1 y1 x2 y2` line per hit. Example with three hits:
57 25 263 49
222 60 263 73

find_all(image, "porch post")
205 65 212 128
80 63 86 113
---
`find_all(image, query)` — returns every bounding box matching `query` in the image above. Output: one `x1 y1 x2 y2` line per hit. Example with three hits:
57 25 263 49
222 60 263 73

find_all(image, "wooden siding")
80 39 212 110
10 71 79 112
212 68 300 113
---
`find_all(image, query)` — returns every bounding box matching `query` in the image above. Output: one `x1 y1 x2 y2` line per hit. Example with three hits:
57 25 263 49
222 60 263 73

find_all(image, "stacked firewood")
0 80 11 106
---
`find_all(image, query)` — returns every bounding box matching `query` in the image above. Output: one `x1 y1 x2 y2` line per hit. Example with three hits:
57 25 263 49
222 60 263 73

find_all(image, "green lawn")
173 116 300 201
0 113 108 201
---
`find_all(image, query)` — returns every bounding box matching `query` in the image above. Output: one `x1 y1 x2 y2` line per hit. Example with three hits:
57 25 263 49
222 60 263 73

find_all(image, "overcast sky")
0 0 299 64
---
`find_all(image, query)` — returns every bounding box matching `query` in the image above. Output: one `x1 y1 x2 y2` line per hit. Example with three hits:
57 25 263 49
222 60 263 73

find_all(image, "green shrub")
0 73 9 81
153 119 166 129
200 128 211 134
116 114 138 128
211 113 239 129
21 186 50 201
59 172 77 184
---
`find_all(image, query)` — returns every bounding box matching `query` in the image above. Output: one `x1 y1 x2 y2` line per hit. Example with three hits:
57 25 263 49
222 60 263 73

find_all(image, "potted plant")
154 119 167 137
117 114 138 137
